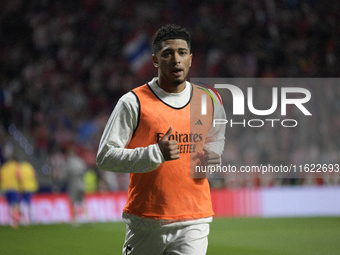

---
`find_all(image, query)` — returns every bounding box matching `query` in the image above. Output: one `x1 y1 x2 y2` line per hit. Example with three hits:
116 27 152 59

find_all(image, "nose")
172 52 180 65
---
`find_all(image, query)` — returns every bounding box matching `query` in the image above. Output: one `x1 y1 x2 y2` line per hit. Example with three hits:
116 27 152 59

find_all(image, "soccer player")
0 155 21 228
97 24 226 255
17 160 39 225
64 147 88 225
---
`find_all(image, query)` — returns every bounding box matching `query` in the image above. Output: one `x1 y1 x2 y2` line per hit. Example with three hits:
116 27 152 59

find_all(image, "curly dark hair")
152 24 191 54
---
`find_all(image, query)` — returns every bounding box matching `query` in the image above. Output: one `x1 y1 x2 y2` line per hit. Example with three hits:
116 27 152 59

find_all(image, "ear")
189 53 193 67
152 54 159 68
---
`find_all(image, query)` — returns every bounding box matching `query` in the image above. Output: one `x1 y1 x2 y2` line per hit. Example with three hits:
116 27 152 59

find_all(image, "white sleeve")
96 92 165 173
204 96 226 156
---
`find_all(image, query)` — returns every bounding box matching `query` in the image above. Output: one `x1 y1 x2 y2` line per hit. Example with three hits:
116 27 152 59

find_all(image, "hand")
203 148 220 166
158 127 180 161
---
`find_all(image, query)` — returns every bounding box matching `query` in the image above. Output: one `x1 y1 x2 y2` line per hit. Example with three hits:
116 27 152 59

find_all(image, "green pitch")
0 217 339 255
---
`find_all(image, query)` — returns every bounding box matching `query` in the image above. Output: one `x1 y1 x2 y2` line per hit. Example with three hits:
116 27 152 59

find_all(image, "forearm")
204 102 226 157
96 143 164 173
204 139 225 157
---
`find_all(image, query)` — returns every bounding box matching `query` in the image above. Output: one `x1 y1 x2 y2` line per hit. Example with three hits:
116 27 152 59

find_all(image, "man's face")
152 39 192 90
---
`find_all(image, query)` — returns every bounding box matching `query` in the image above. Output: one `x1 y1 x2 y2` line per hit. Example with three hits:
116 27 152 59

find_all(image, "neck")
157 78 186 93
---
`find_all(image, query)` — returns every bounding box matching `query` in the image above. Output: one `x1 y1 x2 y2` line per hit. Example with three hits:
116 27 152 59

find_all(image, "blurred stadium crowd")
0 0 339 192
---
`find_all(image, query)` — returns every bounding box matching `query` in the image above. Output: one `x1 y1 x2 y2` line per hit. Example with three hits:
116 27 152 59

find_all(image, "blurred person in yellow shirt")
17 160 39 225
0 156 21 228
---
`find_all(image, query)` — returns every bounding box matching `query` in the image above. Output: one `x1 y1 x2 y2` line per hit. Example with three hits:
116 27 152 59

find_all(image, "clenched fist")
158 127 180 161
202 147 220 166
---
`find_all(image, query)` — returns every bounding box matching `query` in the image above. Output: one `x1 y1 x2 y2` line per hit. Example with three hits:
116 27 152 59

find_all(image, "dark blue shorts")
5 191 20 205
22 192 32 203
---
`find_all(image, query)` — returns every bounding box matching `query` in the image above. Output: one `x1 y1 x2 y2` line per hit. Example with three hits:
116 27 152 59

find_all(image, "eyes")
162 50 188 58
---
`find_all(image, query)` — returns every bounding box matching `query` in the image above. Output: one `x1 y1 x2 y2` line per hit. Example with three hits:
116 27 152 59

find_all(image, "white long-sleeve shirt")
97 77 226 173
96 77 226 227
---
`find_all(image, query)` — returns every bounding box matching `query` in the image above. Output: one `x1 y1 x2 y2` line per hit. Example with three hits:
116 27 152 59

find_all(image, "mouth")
172 68 184 76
